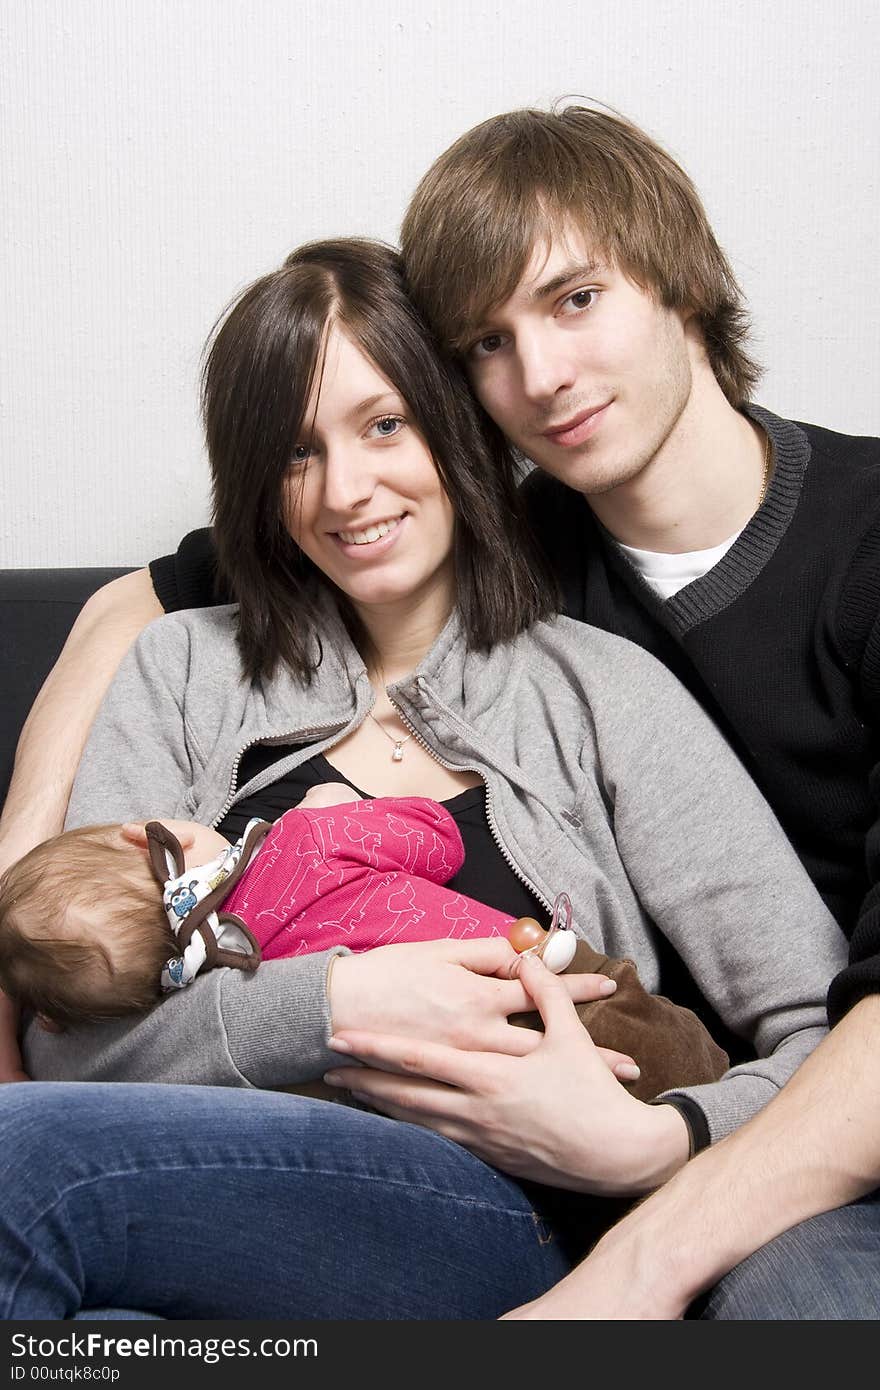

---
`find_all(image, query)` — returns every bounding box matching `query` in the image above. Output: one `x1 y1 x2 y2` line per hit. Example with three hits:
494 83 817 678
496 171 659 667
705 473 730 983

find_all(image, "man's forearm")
0 567 161 871
508 994 880 1318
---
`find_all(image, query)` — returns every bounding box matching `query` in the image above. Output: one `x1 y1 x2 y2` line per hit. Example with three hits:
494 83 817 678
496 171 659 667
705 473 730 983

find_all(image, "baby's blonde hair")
0 824 179 1027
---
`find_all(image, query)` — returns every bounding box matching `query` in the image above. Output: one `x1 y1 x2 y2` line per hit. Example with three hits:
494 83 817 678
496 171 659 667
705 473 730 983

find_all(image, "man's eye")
560 289 599 314
470 333 505 360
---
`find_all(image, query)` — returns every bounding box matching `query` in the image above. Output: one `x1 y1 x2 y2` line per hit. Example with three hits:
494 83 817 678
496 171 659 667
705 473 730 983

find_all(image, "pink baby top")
222 796 514 960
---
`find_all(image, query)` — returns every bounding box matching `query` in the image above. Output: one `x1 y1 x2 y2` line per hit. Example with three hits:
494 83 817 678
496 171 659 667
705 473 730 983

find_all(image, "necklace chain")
367 708 413 762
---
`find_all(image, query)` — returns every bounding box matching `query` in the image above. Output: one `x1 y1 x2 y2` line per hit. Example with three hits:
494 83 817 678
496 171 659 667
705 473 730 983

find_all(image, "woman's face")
284 325 456 624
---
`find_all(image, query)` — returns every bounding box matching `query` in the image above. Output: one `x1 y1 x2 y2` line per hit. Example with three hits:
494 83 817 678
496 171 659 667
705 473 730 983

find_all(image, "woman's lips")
331 514 407 557
542 401 612 447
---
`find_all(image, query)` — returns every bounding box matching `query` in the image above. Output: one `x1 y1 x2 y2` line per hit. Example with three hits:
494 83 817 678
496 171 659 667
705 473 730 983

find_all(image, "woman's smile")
333 513 407 551
286 326 455 624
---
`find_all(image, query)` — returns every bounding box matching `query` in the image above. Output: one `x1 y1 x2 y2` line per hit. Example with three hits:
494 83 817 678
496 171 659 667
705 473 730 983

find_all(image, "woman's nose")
321 445 376 514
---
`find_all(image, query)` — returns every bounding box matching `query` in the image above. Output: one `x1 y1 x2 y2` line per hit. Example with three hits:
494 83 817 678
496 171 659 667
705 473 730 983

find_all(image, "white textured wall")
2 0 879 566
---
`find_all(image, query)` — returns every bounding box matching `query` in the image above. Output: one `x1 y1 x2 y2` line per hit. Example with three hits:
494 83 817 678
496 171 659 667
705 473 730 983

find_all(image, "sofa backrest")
0 568 133 808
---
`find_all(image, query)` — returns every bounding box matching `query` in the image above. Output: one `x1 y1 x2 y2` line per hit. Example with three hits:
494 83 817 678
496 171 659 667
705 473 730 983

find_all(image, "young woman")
5 240 845 1320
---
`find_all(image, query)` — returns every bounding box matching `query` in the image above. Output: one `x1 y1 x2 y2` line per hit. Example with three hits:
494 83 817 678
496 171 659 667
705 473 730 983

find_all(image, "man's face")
463 229 696 495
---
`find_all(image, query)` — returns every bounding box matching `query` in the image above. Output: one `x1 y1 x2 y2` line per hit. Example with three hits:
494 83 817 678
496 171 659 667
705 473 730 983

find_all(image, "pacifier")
507 891 578 974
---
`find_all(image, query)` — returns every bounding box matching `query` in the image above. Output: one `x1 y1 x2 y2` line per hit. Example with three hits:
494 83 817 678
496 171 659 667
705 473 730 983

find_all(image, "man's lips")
541 401 612 447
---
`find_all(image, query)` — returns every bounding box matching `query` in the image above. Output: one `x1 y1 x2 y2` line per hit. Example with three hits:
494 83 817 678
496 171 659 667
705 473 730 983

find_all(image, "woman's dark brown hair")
202 238 554 681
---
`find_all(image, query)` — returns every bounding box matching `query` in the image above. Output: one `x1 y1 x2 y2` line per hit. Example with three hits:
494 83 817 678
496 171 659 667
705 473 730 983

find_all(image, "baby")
0 784 729 1101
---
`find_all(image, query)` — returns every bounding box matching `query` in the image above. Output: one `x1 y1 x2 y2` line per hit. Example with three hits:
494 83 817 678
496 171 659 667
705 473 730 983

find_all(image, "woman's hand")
325 952 691 1196
328 936 620 1059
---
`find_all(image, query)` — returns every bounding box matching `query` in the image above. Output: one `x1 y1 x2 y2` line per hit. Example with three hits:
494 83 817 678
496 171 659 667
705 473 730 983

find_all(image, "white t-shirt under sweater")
617 530 743 600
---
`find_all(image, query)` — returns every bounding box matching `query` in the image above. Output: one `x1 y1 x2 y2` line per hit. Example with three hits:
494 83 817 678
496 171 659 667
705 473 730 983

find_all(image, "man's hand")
325 952 690 1196
499 1230 688 1320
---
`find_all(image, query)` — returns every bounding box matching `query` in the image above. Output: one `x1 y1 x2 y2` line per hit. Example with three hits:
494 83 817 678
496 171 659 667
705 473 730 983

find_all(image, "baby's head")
0 823 176 1028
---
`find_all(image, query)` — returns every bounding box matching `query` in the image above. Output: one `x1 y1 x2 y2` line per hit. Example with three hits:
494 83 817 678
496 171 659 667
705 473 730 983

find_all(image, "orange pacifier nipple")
507 893 577 975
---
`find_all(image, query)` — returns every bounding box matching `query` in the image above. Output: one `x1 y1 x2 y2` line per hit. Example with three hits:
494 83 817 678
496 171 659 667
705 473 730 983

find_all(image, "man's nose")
321 445 376 514
517 331 576 404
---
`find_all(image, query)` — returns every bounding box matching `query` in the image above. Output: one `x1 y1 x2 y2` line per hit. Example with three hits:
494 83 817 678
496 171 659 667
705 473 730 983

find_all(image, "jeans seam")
5 1171 557 1318
16 1164 542 1233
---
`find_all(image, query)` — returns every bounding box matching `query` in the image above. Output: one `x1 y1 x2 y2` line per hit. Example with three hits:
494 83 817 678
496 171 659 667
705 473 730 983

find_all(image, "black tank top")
218 744 547 923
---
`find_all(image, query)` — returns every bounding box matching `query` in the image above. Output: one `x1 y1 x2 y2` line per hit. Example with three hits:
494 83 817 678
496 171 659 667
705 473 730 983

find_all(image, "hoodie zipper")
209 720 347 830
386 684 553 916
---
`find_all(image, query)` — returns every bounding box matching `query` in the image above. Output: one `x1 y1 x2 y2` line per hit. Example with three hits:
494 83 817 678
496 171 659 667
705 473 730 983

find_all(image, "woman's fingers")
495 968 616 1018
451 936 521 976
560 971 617 1006
594 1047 641 1081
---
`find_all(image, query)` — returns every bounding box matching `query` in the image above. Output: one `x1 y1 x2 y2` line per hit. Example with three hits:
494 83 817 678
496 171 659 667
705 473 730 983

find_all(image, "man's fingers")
512 954 590 1041
327 1029 493 1092
326 1065 467 1120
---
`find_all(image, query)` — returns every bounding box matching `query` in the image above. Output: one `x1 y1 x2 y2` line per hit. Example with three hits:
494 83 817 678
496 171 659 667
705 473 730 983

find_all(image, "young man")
386 106 880 1318
2 106 879 1317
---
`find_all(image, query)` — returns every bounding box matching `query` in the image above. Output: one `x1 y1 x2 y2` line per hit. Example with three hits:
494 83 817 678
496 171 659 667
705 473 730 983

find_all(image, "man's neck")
587 375 768 555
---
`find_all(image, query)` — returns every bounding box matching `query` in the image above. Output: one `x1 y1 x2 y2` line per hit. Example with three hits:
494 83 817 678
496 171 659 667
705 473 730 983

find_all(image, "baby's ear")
121 822 150 848
122 821 196 851
36 1014 64 1033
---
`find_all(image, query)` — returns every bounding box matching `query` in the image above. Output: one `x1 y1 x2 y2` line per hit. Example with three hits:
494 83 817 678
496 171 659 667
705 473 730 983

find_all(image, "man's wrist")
584 1182 707 1317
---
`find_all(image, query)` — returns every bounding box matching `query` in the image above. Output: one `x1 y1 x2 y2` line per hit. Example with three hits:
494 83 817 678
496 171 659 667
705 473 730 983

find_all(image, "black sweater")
522 405 880 1024
150 406 880 1024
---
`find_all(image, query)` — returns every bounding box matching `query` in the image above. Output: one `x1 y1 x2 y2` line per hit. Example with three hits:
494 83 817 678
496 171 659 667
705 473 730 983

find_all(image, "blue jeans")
698 1191 880 1319
6 1084 878 1320
1 1083 590 1320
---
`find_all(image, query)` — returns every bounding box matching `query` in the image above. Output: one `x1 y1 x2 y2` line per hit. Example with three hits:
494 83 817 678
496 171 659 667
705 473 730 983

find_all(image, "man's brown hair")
0 826 177 1027
401 105 760 405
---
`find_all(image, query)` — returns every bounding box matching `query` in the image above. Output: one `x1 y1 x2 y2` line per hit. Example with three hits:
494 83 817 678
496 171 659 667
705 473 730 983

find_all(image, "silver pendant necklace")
368 709 414 762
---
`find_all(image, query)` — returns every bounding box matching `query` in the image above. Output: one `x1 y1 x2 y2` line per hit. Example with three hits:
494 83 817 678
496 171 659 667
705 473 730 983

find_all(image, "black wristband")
651 1095 711 1157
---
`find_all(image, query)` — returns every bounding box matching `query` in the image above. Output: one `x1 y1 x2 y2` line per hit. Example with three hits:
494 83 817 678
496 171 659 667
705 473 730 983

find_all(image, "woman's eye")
291 443 314 464
560 288 599 315
367 415 405 439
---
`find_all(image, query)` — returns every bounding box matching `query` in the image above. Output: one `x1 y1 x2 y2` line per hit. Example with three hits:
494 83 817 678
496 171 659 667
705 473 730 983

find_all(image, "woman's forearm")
23 950 345 1087
0 568 161 868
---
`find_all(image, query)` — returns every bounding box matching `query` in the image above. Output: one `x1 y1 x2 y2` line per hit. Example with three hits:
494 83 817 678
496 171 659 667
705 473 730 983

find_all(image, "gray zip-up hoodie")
24 602 847 1144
